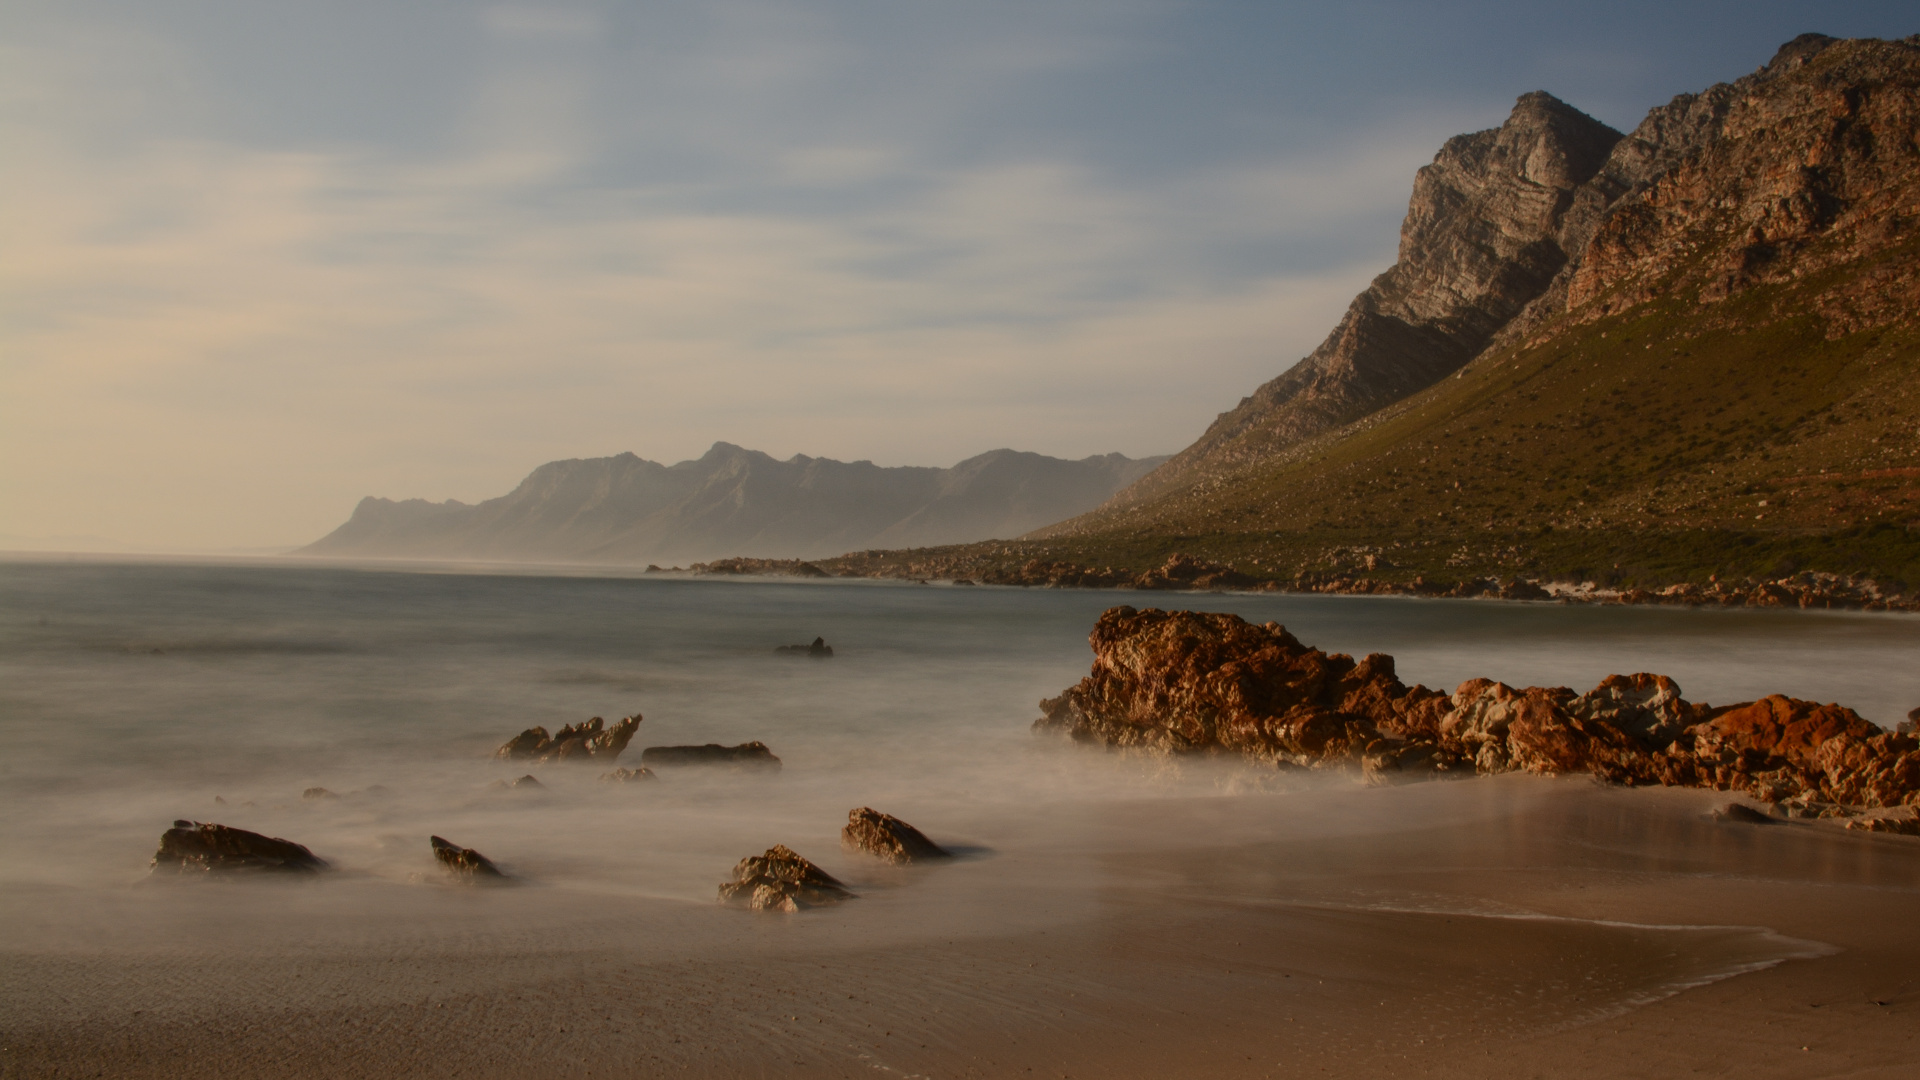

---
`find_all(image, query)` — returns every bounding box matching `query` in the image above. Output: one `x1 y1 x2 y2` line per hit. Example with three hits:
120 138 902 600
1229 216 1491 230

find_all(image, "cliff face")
1040 34 1920 559
1118 92 1623 505
301 444 1165 564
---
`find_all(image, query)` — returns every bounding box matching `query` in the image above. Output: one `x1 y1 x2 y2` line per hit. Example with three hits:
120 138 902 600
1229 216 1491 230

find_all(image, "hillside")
300 443 1165 565
828 34 1920 595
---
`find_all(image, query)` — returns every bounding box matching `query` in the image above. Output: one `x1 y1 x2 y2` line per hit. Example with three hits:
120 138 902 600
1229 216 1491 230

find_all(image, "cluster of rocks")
775 636 834 657
1037 606 1920 818
1291 572 1917 612
717 807 951 912
495 715 644 763
640 741 782 772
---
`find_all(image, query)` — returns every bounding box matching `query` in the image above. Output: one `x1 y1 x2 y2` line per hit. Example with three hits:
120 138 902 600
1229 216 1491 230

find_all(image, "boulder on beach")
717 844 855 912
774 637 833 657
430 835 506 880
1036 605 1920 812
599 766 655 783
640 741 782 771
841 807 951 864
495 714 643 763
151 820 328 875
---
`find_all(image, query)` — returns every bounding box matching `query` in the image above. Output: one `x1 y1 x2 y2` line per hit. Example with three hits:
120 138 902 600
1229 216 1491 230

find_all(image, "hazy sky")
3 1 1914 550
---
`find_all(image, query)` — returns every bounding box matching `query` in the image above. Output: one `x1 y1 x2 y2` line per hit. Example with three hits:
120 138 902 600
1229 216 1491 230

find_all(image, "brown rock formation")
599 766 655 783
717 845 855 912
640 741 782 771
1039 606 1920 810
429 835 505 880
495 714 642 763
151 821 328 875
841 807 951 864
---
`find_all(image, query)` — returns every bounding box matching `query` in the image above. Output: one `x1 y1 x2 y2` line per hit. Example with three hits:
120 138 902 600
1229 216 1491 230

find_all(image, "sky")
3 1 1915 550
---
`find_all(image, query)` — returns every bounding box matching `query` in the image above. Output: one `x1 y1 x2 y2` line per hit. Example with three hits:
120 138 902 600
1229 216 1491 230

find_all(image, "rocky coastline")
1037 605 1920 823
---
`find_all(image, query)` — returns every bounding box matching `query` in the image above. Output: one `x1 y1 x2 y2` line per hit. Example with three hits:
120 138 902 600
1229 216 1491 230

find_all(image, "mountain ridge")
301 443 1167 565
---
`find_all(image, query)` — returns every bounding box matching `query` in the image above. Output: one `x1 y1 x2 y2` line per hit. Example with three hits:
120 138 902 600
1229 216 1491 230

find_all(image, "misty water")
4 557 1920 1053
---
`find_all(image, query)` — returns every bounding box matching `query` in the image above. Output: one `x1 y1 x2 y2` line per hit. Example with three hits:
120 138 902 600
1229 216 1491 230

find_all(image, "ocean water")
3 556 1919 1070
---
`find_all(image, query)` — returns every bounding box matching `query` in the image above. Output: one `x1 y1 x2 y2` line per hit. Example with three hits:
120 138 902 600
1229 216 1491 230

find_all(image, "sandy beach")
6 776 1917 1079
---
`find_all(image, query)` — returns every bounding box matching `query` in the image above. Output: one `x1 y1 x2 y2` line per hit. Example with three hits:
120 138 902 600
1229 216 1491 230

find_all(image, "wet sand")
6 776 1918 1079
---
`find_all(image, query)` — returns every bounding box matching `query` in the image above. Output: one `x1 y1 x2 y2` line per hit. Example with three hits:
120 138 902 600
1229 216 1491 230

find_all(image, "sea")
3 556 1919 1073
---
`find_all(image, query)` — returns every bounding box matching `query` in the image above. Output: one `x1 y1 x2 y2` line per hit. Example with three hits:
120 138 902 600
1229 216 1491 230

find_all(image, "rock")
1711 802 1778 825
599 766 655 783
775 637 834 657
841 807 951 864
1844 815 1920 836
495 714 643 763
952 578 975 586
151 821 328 874
490 774 545 791
640 742 782 771
717 845 855 911
430 835 506 879
301 787 338 800
1038 606 1920 809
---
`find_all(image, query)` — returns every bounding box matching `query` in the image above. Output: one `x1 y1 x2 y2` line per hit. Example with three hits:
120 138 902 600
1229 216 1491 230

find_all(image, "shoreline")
7 780 1919 1079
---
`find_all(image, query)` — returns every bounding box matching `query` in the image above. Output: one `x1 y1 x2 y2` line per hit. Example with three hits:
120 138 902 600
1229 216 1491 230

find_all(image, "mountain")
844 34 1920 591
300 444 1167 564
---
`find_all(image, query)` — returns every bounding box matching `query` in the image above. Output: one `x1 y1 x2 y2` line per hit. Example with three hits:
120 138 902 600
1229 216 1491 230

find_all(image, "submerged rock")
841 807 951 864
1711 802 1778 825
1038 606 1920 811
775 637 834 657
640 742 782 771
151 821 328 875
599 766 655 783
717 845 855 912
430 835 506 880
495 714 643 763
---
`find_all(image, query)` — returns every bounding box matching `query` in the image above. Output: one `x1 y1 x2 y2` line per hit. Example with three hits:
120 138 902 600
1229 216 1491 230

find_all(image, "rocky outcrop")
841 808 951 864
599 766 655 783
717 845 855 912
775 637 834 657
151 821 328 874
495 714 642 763
430 835 505 880
695 558 830 578
640 741 783 771
1039 607 1920 810
1066 92 1624 511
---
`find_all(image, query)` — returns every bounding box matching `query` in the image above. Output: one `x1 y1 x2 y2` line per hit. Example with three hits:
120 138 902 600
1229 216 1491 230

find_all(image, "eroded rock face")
640 742 782 771
495 714 642 763
430 835 505 880
151 821 328 875
717 845 855 912
1040 606 1920 809
599 766 655 783
841 807 951 864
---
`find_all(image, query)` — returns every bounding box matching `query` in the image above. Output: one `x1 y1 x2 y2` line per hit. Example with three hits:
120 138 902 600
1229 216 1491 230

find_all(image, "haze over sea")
5 557 1920 1076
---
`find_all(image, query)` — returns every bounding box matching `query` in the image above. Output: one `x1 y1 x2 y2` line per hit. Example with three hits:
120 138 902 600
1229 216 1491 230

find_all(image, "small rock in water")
774 637 834 658
430 835 506 880
1711 802 1778 825
718 845 855 912
495 713 643 763
301 787 338 800
641 742 782 772
1844 815 1920 836
599 766 655 783
841 807 951 864
151 821 329 874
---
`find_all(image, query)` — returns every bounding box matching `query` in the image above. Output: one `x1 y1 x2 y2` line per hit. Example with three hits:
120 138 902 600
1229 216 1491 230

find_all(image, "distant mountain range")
300 443 1167 564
